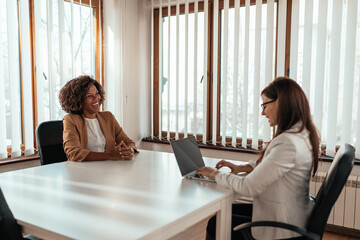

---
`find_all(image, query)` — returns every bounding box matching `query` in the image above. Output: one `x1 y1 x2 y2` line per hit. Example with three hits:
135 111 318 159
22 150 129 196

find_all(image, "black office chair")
0 188 40 240
233 143 355 240
36 120 67 165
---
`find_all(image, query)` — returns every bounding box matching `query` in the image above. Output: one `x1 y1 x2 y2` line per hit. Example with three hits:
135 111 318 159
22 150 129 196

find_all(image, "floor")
169 216 360 240
323 232 360 240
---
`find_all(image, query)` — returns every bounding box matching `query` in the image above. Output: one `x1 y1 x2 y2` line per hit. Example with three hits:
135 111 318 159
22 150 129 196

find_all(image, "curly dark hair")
59 75 105 114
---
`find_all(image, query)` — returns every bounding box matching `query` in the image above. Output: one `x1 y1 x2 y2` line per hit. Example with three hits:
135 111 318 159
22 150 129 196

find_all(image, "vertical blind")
212 0 219 146
289 0 360 158
0 0 6 159
221 0 229 146
220 0 279 149
151 0 281 148
0 0 102 159
0 0 26 158
20 0 34 157
35 0 98 123
153 0 210 142
151 0 360 158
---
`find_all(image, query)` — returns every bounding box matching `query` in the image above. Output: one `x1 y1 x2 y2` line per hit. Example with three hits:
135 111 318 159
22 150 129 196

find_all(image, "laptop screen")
170 136 205 176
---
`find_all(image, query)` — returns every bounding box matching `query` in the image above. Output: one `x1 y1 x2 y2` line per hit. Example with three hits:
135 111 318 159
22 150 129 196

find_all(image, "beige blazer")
216 122 314 239
63 111 136 162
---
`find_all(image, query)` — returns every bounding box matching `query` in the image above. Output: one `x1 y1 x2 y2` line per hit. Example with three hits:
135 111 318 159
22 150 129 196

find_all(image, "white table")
0 150 235 240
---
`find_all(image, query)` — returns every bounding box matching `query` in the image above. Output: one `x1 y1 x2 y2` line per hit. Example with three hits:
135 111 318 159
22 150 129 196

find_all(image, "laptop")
170 136 216 182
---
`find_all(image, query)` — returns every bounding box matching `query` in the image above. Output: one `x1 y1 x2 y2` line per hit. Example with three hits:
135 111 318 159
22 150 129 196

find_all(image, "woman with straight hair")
197 77 320 239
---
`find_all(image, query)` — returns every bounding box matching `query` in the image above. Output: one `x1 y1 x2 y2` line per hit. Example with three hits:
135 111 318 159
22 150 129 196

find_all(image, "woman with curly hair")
197 77 320 239
59 75 137 162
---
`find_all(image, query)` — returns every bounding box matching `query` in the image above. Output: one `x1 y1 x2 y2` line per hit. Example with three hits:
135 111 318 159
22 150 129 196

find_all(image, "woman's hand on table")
196 167 219 179
113 141 134 160
216 160 253 174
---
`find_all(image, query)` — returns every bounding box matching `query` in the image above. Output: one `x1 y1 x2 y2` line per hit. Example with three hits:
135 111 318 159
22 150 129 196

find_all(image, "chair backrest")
307 143 355 238
0 188 24 240
36 120 67 165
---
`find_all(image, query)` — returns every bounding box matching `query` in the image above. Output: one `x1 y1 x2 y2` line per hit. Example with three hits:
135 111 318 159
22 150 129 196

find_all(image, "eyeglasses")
261 99 276 111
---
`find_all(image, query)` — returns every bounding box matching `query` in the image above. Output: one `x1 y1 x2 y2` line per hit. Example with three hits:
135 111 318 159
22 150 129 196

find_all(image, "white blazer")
215 122 315 239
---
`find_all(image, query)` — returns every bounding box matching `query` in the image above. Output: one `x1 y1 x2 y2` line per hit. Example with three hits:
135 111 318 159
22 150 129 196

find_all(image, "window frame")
153 2 211 140
152 0 281 149
151 0 356 162
4 0 104 158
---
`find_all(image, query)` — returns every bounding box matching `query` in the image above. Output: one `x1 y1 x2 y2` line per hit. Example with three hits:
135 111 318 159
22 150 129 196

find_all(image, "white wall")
103 0 150 147
138 0 152 144
121 1 142 144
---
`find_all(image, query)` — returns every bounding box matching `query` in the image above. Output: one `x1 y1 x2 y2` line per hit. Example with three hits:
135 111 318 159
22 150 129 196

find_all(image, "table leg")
215 196 233 240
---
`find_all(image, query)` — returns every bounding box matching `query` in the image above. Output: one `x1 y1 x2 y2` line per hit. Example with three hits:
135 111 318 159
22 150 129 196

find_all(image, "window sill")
142 137 260 154
142 137 360 165
0 153 40 166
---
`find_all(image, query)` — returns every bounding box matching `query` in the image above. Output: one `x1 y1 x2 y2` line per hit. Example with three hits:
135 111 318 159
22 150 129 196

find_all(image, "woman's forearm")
239 164 254 173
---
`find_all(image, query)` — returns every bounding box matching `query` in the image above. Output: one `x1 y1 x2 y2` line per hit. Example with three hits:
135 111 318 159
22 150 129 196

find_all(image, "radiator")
310 172 360 230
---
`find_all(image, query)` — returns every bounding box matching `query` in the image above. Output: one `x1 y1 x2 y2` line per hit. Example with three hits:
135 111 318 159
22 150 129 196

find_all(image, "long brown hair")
258 77 320 176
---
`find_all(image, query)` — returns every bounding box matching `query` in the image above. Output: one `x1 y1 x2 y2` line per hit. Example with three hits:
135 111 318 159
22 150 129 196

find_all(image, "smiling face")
82 84 101 118
261 94 278 127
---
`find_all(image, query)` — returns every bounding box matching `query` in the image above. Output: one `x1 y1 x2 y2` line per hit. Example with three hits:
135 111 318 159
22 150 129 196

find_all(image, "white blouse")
215 122 314 239
85 118 106 152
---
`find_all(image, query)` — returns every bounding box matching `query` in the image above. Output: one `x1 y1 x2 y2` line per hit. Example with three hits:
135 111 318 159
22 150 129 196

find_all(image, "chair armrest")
232 214 252 222
233 221 320 240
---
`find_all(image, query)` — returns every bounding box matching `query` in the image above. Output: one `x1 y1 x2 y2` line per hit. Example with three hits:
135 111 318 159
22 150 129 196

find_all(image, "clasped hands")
196 160 251 179
112 141 134 160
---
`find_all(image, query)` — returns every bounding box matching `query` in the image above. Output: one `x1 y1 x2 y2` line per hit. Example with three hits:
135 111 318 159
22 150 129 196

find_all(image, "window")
34 0 103 123
0 0 26 158
0 0 103 159
219 1 277 148
152 0 280 149
288 0 360 158
151 0 360 158
156 4 206 138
